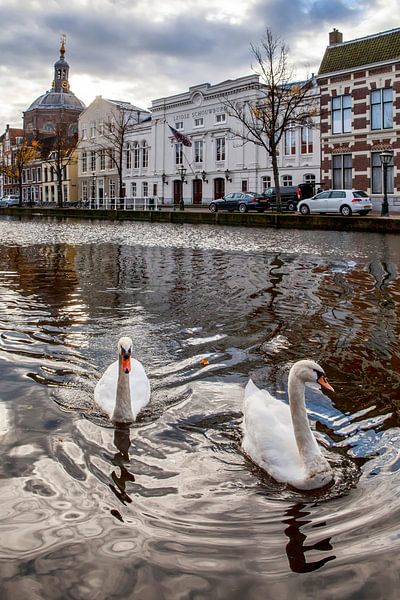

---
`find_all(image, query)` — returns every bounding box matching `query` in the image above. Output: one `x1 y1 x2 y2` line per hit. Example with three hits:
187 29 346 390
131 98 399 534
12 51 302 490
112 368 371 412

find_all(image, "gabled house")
317 28 400 208
0 125 25 198
78 96 150 206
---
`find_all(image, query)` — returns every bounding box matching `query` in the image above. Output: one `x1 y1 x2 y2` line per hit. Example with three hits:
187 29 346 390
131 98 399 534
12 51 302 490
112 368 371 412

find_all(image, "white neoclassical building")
77 75 320 207
123 74 321 206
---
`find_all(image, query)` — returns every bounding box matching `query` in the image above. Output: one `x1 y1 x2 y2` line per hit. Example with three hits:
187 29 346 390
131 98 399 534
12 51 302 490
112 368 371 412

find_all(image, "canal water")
0 215 400 599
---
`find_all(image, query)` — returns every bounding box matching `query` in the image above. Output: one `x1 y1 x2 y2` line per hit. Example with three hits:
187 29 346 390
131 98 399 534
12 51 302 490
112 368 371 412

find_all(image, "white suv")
0 195 20 207
298 190 372 216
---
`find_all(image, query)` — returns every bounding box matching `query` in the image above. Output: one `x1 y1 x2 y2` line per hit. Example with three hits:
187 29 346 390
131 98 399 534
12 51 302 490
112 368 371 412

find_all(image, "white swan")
94 336 150 424
242 360 335 490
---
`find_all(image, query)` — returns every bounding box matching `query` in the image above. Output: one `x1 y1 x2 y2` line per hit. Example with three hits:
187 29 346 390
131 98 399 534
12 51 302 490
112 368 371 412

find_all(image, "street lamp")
178 165 186 211
379 150 392 217
224 169 232 182
201 170 208 183
162 172 168 185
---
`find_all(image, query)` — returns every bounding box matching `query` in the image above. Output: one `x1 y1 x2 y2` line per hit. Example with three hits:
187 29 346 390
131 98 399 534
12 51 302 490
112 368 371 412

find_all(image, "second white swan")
94 336 150 424
242 359 335 490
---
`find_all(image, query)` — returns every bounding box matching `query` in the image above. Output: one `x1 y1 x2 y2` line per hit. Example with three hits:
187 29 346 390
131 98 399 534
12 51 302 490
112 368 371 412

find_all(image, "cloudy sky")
0 0 397 130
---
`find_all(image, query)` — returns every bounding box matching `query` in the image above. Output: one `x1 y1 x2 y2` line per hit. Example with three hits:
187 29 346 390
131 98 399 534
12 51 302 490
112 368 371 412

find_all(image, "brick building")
318 28 400 208
0 125 24 197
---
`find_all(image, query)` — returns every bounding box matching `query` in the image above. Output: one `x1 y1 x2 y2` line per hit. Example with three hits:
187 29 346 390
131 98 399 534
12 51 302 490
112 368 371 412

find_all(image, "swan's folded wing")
94 361 119 418
242 387 305 483
130 358 151 418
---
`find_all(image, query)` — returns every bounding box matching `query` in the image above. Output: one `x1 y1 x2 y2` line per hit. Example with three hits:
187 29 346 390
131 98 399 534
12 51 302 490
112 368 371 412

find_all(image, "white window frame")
371 88 393 131
284 127 296 155
175 143 183 165
100 149 106 171
301 127 313 154
142 141 148 168
216 137 225 161
126 145 131 170
332 95 352 134
194 140 203 163
133 142 140 169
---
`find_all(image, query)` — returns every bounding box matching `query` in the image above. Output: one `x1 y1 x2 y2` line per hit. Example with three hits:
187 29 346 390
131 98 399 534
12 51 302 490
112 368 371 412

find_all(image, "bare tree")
223 29 319 211
92 105 142 204
0 136 40 206
44 122 78 207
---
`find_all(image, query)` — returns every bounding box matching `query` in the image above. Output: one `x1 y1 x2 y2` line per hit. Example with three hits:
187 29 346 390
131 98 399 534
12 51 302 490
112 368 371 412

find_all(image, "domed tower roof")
24 35 85 131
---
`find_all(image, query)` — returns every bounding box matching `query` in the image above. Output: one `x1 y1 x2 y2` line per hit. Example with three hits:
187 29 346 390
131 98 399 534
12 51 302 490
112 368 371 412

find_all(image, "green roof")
318 28 400 75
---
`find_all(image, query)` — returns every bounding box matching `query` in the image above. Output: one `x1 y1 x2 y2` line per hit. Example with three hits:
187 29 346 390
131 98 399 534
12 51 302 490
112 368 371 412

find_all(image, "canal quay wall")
2 207 400 234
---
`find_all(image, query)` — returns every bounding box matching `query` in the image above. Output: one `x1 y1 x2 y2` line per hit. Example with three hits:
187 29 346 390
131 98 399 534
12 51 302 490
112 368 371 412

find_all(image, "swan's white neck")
288 372 321 466
111 356 134 423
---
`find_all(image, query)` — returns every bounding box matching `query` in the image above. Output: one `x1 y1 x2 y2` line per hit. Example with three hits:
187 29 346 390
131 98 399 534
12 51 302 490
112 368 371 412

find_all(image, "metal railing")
79 196 160 211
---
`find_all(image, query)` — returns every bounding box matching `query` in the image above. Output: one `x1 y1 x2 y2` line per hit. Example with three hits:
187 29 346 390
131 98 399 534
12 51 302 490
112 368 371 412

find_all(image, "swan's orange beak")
318 374 334 393
122 355 131 374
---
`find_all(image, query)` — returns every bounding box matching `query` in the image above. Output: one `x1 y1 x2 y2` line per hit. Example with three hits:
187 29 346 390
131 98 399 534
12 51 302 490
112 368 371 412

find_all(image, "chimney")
329 28 343 45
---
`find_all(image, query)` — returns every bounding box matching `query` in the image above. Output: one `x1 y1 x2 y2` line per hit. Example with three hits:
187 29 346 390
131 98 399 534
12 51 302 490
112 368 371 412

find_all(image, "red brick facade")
317 29 400 202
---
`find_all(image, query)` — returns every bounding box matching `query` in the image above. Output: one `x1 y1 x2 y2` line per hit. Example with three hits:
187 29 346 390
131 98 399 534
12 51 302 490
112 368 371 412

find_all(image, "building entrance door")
173 180 182 205
193 179 202 204
214 178 225 199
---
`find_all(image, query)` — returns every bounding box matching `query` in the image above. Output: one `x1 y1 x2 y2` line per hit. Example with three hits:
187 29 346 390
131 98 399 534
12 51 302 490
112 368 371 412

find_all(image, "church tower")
52 35 70 93
23 36 85 133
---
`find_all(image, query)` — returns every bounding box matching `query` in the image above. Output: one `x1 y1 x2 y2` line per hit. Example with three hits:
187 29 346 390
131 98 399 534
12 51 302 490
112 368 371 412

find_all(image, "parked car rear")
262 183 314 211
208 192 267 213
297 189 372 216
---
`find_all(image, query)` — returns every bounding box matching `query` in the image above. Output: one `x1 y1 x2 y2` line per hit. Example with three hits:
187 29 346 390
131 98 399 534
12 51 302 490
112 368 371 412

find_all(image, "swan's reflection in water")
283 504 336 573
109 426 135 506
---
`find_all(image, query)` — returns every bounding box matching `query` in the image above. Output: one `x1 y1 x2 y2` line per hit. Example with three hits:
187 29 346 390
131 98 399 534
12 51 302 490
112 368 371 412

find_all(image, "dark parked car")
262 183 314 211
208 192 268 213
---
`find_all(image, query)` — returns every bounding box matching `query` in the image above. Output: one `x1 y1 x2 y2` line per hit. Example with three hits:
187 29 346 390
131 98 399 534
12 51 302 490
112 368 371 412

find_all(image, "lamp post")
178 165 186 211
380 150 392 217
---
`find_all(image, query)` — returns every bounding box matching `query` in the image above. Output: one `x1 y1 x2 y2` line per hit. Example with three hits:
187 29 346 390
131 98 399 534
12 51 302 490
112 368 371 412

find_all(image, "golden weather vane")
60 33 66 57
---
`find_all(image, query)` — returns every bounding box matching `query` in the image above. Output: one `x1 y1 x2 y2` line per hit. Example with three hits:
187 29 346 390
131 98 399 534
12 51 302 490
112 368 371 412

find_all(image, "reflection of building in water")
73 240 400 411
283 504 336 573
4 244 79 307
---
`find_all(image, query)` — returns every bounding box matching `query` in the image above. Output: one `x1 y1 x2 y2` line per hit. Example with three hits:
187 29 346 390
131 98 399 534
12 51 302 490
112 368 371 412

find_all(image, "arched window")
81 151 87 173
282 175 292 186
261 175 271 192
126 144 131 170
142 141 148 168
304 173 315 185
133 142 140 169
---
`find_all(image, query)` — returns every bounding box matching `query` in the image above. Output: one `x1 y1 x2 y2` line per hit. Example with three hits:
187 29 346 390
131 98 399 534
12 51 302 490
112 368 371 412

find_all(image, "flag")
168 124 192 147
